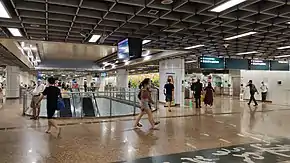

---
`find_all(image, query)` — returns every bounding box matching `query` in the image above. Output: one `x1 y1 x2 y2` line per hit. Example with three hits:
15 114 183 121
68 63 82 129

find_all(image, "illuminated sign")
199 57 224 69
250 60 269 70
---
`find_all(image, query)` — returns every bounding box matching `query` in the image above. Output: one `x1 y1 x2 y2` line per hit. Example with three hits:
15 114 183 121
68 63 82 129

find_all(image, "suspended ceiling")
0 0 289 60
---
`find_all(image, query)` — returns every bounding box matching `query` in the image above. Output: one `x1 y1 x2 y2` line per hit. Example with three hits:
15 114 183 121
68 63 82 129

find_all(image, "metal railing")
22 88 158 118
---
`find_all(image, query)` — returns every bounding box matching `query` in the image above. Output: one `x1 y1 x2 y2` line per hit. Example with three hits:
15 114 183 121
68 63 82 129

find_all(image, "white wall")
241 70 290 105
159 58 185 104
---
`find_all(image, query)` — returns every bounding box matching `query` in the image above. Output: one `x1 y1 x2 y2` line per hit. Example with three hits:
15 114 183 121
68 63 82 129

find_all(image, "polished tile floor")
1 97 290 162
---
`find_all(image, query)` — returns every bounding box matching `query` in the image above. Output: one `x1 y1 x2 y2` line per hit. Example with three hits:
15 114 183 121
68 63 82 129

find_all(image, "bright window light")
142 40 151 44
8 28 22 37
275 55 290 58
184 44 205 50
143 56 151 61
277 46 290 50
236 51 258 55
210 0 247 12
224 31 257 40
0 1 10 18
88 35 101 42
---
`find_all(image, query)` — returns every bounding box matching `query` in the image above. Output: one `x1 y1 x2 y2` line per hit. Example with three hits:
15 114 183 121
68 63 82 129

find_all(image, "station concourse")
0 0 290 162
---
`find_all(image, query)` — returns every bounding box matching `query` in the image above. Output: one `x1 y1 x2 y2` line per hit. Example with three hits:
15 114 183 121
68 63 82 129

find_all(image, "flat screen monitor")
270 60 289 71
117 39 129 60
199 56 224 69
117 38 142 60
226 58 249 70
250 60 270 70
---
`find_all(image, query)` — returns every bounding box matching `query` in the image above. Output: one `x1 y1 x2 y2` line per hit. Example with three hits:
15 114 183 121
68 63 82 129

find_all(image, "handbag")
57 97 65 111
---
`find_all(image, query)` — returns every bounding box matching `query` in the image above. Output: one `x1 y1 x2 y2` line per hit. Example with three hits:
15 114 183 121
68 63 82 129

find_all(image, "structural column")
116 69 128 88
159 58 185 105
6 66 20 99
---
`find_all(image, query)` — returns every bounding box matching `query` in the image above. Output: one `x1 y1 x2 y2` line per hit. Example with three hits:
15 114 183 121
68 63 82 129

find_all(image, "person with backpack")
134 78 159 129
247 80 258 106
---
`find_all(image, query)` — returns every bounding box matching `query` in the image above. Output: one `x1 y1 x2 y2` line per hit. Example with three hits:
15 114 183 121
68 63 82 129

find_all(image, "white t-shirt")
260 84 268 93
32 84 45 95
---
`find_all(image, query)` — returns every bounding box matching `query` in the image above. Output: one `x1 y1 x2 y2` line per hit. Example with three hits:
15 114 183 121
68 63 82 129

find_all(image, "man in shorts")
164 78 174 112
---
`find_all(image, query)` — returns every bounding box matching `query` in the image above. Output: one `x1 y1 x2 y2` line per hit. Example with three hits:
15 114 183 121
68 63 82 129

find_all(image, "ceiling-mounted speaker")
161 0 173 4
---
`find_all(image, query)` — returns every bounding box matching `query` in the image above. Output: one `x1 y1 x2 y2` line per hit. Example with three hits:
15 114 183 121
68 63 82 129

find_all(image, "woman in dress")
204 82 215 109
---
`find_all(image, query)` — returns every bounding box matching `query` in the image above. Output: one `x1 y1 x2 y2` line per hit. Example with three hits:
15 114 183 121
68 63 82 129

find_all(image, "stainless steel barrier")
22 88 158 118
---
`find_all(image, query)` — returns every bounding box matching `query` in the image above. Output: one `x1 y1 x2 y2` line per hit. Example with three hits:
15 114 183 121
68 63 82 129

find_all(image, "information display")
199 56 224 69
117 39 129 60
226 58 249 70
250 60 270 70
270 60 289 71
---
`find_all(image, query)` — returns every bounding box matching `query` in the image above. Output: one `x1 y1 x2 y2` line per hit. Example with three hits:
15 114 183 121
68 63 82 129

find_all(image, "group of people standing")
191 79 215 109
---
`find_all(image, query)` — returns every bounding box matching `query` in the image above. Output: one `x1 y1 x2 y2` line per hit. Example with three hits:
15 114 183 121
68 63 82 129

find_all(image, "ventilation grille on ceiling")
148 9 159 15
163 28 183 33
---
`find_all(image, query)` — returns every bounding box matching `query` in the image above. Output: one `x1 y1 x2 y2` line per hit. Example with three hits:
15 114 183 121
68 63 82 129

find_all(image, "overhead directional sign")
270 60 289 71
226 58 249 70
250 60 270 70
199 56 224 69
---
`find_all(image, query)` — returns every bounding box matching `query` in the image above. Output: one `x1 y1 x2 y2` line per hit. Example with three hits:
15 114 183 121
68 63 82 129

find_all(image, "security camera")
223 44 229 49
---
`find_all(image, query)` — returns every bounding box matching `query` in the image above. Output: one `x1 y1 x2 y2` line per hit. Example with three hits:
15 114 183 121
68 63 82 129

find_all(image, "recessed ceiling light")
8 28 22 37
142 40 151 45
184 44 205 50
224 32 257 40
0 1 10 18
30 24 40 28
277 46 290 50
142 50 150 57
124 61 130 65
287 22 290 24
210 0 247 12
144 56 151 61
236 51 259 55
275 55 290 58
161 0 173 4
88 34 101 42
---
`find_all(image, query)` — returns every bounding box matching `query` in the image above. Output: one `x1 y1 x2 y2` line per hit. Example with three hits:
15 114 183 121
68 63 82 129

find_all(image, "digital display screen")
199 56 224 69
117 39 129 60
250 60 270 70
226 58 249 70
270 60 289 71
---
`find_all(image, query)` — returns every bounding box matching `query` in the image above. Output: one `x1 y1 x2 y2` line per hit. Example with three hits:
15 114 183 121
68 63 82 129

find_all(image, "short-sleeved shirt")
164 83 174 95
42 86 61 110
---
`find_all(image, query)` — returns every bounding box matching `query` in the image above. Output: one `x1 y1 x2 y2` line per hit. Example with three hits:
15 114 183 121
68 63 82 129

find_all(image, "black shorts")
165 95 172 102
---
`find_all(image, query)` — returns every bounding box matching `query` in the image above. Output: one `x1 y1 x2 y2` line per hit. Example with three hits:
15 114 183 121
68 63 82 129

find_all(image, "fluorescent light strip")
275 55 290 58
236 51 258 55
142 40 151 44
8 28 22 37
88 35 101 42
224 32 257 40
184 44 205 50
0 1 10 18
210 0 247 12
186 60 197 63
277 46 290 50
